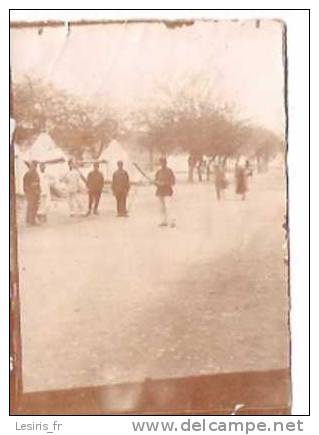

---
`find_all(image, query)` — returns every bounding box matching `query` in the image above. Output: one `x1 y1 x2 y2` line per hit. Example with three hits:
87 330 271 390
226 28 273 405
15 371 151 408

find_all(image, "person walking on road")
112 161 130 217
155 157 176 227
23 161 41 226
85 162 104 216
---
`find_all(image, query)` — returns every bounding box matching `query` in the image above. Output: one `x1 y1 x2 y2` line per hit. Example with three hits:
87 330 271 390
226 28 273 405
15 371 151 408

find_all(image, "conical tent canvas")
26 132 69 180
27 132 66 162
100 139 141 182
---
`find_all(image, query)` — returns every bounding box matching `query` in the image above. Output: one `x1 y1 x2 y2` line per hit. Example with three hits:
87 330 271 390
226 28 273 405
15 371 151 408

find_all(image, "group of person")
22 159 132 226
22 157 177 227
22 156 252 228
212 160 253 201
62 159 131 218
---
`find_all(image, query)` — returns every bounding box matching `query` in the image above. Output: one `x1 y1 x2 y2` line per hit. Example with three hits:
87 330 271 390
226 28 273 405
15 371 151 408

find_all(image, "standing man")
62 159 84 217
37 163 51 222
85 162 104 216
155 157 176 227
112 161 130 217
213 163 227 200
197 156 205 182
23 161 41 226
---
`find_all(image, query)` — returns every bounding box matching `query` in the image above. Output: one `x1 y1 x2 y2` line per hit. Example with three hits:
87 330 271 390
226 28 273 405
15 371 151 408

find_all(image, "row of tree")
11 75 284 171
12 77 118 159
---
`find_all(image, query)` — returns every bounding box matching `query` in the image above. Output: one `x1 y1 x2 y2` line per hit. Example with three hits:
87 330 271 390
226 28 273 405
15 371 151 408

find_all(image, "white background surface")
1 2 312 432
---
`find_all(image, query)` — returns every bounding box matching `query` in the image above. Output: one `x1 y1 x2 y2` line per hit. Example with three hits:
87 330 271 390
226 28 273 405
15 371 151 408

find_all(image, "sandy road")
16 167 289 392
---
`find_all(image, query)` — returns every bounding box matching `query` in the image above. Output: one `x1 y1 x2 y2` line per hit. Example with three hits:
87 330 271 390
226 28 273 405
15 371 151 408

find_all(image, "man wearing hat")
155 157 176 227
111 161 130 217
85 162 104 216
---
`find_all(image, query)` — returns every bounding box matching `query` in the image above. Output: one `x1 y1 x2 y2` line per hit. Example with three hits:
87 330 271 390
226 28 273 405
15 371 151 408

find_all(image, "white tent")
100 139 142 183
26 132 69 180
27 132 66 162
167 153 189 173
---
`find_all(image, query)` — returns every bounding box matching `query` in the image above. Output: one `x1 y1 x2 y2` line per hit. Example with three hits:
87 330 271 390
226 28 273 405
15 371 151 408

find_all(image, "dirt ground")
16 166 289 393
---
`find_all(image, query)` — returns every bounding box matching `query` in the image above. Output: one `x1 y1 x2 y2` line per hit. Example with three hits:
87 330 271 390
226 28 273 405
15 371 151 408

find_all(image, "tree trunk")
96 139 105 160
149 145 154 171
197 163 203 182
256 154 262 173
222 155 228 168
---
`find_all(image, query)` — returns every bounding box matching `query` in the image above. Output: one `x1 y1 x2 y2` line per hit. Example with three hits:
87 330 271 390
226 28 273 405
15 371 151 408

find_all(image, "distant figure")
235 165 249 200
62 160 84 217
112 161 130 217
85 162 104 216
37 163 51 223
23 161 41 226
245 159 253 176
188 154 197 183
155 157 176 227
206 158 214 181
213 164 227 200
196 156 206 182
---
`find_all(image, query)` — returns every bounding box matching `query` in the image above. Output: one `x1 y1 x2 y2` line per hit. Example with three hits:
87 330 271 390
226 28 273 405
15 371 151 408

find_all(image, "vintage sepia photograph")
10 17 290 415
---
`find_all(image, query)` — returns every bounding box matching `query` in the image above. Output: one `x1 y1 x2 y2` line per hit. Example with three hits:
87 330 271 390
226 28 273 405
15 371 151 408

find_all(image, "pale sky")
10 19 286 135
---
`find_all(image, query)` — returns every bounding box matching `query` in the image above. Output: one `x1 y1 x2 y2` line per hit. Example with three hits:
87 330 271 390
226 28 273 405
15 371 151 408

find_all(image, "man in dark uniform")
85 162 104 216
111 161 130 217
23 161 41 226
155 157 176 227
